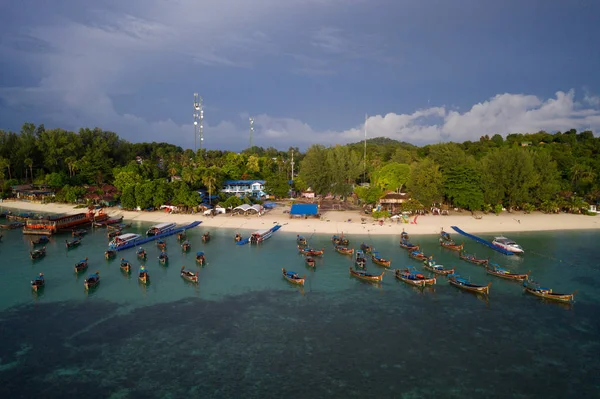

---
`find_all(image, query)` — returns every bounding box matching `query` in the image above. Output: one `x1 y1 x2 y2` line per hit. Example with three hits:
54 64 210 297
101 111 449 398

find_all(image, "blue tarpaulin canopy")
290 204 318 216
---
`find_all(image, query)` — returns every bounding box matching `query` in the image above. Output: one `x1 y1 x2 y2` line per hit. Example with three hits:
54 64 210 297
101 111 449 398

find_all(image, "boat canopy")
116 233 140 240
150 222 176 230
196 251 204 256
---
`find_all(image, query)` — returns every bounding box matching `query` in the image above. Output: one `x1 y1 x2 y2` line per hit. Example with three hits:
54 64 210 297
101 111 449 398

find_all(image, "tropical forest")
0 123 598 216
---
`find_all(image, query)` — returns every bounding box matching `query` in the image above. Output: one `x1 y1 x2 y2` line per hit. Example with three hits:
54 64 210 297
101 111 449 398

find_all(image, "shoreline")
2 200 599 236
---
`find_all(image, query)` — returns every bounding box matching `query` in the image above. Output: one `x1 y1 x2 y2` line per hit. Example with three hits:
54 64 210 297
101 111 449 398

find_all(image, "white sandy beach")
1 200 599 236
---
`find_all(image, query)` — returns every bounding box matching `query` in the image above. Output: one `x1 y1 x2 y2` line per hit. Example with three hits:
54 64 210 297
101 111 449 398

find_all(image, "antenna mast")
364 114 367 182
249 117 254 150
193 94 204 151
291 149 295 181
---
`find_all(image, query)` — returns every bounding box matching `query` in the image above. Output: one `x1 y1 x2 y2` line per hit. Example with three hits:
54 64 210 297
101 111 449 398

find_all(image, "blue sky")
1 0 599 151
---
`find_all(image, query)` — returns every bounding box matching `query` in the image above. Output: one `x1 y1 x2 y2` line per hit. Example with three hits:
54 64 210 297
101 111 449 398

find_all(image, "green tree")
372 162 410 192
406 158 443 206
443 164 484 211
298 145 329 195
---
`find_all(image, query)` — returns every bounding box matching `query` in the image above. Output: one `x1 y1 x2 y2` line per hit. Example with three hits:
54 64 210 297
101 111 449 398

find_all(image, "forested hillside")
0 123 597 213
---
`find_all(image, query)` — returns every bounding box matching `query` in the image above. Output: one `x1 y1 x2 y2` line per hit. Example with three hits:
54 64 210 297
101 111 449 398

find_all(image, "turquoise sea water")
1 207 599 398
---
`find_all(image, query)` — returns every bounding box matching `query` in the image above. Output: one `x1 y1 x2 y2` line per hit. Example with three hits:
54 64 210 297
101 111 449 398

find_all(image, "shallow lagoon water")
0 212 599 398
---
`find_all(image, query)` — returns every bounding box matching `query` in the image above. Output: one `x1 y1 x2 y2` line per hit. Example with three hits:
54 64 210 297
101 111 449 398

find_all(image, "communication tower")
193 94 204 151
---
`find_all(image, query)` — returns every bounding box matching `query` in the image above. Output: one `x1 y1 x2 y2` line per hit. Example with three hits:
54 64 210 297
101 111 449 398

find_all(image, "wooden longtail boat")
371 252 392 267
408 250 428 261
1 222 25 229
30 246 46 260
355 250 367 269
282 268 306 286
422 259 455 275
180 266 198 283
459 252 489 265
31 236 50 246
349 267 384 282
202 232 211 243
305 256 316 268
156 239 167 249
486 264 530 281
439 239 464 251
448 274 491 295
234 233 242 242
158 251 169 265
440 230 452 241
296 235 307 246
523 279 576 303
31 273 45 291
138 267 149 284
65 238 81 249
195 251 206 265
105 250 117 259
137 247 147 259
332 234 349 246
335 245 354 255
84 271 100 289
72 229 87 237
399 240 420 251
177 231 187 241
298 246 325 257
74 258 89 273
107 228 123 239
395 269 436 287
360 243 373 253
401 231 409 241
120 258 131 273
181 240 191 252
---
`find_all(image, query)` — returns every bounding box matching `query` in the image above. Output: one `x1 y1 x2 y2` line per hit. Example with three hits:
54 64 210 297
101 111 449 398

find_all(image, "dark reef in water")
0 289 599 399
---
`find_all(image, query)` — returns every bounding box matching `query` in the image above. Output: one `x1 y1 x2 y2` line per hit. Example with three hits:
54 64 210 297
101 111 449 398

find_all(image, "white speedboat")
492 236 524 254
109 233 141 249
146 222 177 236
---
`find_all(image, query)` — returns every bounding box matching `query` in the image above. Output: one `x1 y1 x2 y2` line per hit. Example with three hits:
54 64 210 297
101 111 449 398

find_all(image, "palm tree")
201 166 221 205
0 157 11 180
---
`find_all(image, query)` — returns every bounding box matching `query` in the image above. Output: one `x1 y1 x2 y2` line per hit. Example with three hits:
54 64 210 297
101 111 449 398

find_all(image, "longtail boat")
195 251 206 265
486 264 530 281
31 273 45 291
440 230 452 241
349 267 384 282
1 221 25 229
305 256 316 268
120 258 131 273
136 247 147 259
332 234 349 246
180 266 198 283
84 271 100 289
107 228 123 239
234 233 242 242
74 258 89 273
31 236 50 246
399 240 420 251
94 216 123 227
360 243 373 253
355 250 367 269
371 251 391 267
282 268 306 285
65 238 81 249
439 238 464 251
395 269 436 287
335 245 354 255
448 274 491 295
459 252 489 265
523 279 576 303
422 259 455 275
298 246 325 257
202 232 211 243
138 266 149 284
408 250 428 261
296 235 307 246
72 229 87 237
401 267 436 285
156 239 167 249
177 231 187 241
158 251 169 265
105 250 117 259
181 240 191 252
30 246 46 260
401 231 409 241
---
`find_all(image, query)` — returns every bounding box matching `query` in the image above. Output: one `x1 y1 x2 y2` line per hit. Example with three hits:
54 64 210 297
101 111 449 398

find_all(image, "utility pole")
364 114 367 182
290 149 295 181
249 117 254 150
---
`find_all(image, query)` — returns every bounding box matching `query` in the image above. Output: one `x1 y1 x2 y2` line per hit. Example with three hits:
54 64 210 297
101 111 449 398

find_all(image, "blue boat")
84 272 100 290
31 273 45 291
237 224 282 245
195 251 206 265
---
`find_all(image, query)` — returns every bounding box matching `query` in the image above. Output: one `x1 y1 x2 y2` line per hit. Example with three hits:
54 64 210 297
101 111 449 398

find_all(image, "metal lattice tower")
193 94 204 151
249 117 254 149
